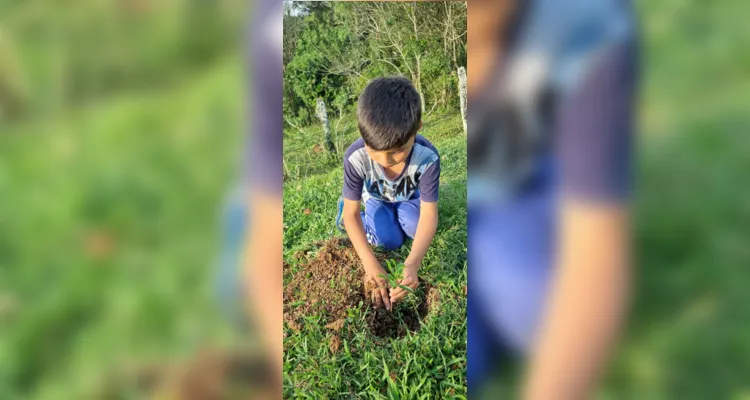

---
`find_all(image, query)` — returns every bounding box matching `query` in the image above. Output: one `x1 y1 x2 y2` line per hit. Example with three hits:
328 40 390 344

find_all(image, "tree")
282 1 467 128
458 66 468 134
316 98 335 153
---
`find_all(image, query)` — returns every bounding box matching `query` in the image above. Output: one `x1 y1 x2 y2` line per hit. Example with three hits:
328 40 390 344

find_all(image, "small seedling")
378 259 414 293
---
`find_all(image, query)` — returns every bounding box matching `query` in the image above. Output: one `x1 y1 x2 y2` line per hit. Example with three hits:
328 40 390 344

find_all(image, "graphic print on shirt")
344 135 440 204
363 167 424 202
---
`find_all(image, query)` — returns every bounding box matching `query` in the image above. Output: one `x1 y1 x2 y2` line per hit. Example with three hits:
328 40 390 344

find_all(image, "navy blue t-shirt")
244 0 283 196
343 135 441 203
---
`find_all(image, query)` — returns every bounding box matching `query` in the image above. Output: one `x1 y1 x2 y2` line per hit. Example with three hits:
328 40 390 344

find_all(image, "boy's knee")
375 228 405 251
397 201 420 238
400 218 418 239
364 200 404 250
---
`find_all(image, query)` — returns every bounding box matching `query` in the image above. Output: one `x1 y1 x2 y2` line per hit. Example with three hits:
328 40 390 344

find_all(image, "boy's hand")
390 263 419 304
364 262 392 311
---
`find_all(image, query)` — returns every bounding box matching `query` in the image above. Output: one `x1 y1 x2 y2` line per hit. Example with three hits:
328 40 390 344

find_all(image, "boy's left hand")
390 263 419 304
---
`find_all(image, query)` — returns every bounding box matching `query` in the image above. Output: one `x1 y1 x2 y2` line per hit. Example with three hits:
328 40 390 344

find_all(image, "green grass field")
0 59 247 399
596 2 750 398
282 113 468 398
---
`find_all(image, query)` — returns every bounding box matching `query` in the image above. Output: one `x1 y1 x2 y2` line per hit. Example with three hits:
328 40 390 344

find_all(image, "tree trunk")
411 3 425 115
452 30 458 71
447 2 457 70
316 98 335 153
416 55 425 115
457 66 468 134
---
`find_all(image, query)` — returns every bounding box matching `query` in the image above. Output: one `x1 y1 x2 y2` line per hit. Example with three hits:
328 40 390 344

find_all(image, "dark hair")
356 76 422 151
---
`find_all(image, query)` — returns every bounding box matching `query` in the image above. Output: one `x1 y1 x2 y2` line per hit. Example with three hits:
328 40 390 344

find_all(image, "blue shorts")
467 163 556 388
361 196 421 251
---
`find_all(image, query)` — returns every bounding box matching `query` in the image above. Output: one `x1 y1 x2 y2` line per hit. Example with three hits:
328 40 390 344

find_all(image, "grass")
283 113 468 398
598 1 750 398
601 114 750 400
0 58 247 399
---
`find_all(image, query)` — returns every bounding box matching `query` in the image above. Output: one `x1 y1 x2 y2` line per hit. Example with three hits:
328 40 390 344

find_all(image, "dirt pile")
95 350 277 399
284 238 431 338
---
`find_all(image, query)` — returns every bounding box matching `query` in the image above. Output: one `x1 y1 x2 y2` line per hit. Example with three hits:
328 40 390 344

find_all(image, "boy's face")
364 121 422 169
365 136 415 169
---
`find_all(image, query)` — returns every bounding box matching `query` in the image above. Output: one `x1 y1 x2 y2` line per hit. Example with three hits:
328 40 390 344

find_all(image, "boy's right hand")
364 261 391 311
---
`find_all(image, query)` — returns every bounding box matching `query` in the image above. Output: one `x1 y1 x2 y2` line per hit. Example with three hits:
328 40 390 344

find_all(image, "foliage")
283 1 467 127
0 2 248 397
0 0 246 123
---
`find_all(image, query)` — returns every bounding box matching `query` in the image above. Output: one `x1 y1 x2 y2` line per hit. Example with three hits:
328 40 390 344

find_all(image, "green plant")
379 259 414 293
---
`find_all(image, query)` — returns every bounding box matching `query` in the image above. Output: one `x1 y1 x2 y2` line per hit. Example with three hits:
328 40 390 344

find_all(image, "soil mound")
96 350 277 399
284 238 431 338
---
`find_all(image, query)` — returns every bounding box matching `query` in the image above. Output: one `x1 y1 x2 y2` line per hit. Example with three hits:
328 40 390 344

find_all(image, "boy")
335 76 441 311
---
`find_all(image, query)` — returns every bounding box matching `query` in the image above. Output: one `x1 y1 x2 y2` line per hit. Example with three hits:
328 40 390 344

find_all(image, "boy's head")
357 76 422 168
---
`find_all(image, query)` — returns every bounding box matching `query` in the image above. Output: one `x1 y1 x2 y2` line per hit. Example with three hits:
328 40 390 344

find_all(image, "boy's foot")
334 195 345 233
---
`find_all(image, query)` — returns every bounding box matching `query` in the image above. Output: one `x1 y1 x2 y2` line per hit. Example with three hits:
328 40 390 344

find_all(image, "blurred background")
470 0 750 398
0 1 269 398
609 0 750 396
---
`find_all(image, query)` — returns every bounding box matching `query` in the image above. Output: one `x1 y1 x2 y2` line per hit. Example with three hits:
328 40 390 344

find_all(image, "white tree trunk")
316 98 335 153
457 66 468 134
411 3 426 116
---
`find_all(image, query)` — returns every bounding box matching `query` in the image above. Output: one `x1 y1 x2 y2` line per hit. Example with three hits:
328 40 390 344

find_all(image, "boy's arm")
523 31 638 398
406 201 439 268
391 158 440 303
342 198 391 310
242 191 283 395
522 201 630 400
342 151 391 310
390 200 438 303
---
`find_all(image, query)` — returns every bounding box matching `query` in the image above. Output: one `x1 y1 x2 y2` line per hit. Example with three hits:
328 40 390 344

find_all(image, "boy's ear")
419 121 423 130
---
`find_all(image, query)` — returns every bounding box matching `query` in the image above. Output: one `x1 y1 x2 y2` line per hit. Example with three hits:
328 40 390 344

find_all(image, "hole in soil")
284 238 433 339
365 279 432 338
